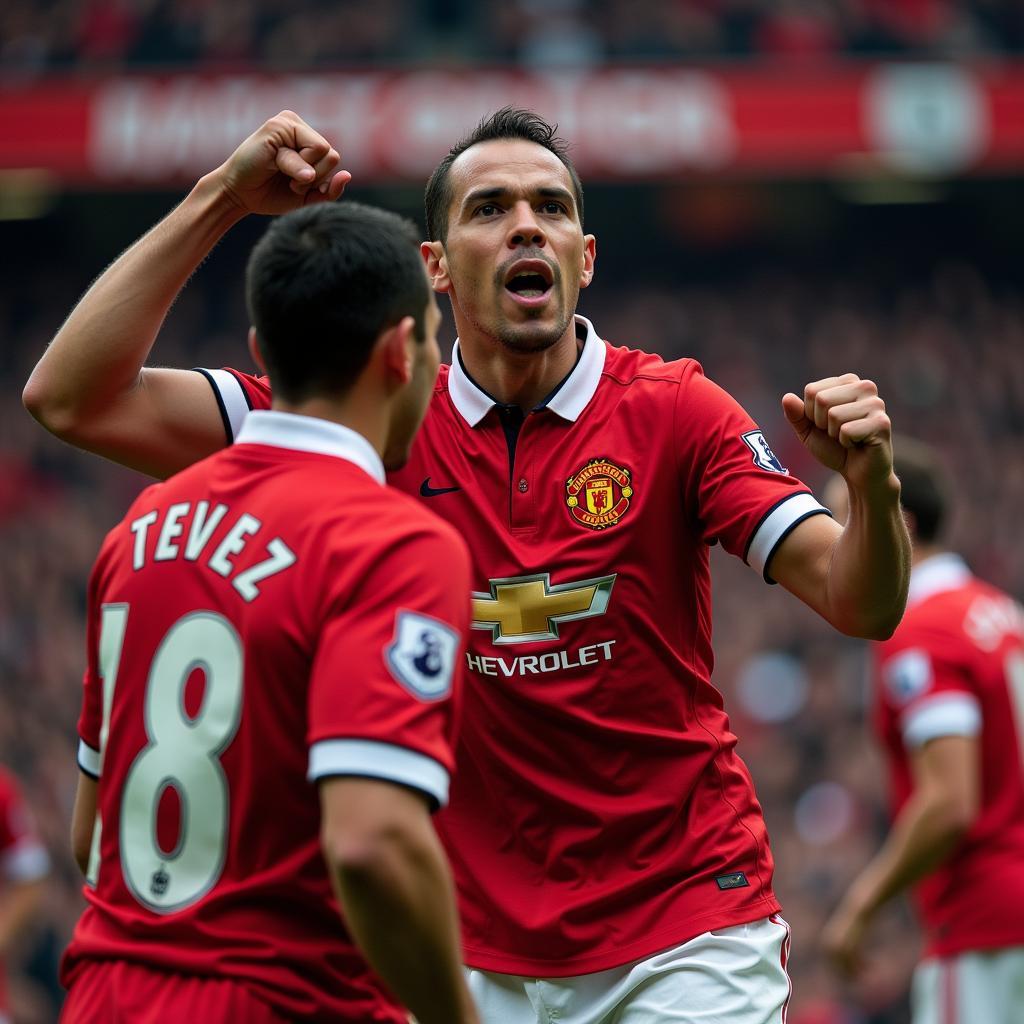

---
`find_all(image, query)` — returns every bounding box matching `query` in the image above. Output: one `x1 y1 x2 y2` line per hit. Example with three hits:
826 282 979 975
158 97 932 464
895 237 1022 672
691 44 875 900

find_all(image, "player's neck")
272 397 386 460
457 325 581 411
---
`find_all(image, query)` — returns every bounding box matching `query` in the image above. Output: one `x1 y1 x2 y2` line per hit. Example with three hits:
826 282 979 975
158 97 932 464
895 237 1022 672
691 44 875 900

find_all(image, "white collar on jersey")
235 410 385 484
907 552 972 609
447 314 608 427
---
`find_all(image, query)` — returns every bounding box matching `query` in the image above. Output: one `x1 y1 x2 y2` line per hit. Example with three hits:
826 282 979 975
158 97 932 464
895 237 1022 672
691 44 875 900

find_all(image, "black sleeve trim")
193 367 234 444
762 507 833 585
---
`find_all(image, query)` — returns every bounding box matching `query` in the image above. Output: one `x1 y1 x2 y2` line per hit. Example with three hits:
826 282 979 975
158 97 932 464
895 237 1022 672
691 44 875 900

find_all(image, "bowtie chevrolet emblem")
565 458 633 529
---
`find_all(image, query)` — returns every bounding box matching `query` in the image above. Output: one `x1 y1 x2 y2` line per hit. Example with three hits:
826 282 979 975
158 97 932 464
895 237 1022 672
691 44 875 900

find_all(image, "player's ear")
379 316 416 390
579 234 596 289
247 327 268 375
421 242 451 294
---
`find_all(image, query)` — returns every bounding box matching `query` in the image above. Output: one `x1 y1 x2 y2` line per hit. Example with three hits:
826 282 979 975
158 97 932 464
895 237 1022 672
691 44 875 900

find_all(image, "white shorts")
465 915 792 1024
911 945 1024 1024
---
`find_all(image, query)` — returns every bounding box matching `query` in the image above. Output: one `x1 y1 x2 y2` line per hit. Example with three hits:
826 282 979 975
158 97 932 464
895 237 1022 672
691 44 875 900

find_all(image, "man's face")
383 289 442 471
429 139 595 355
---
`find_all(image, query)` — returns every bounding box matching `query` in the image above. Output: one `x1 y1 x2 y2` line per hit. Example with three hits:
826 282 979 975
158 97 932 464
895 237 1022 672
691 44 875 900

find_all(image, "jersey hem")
460 896 782 976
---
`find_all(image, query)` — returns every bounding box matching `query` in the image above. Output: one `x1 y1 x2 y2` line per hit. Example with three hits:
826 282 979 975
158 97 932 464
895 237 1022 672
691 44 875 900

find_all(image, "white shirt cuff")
308 739 450 808
746 493 831 581
902 692 982 748
78 739 101 778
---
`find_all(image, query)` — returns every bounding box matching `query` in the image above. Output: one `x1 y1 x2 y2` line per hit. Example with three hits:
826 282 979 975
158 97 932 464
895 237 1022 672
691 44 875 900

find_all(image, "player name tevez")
128 501 296 602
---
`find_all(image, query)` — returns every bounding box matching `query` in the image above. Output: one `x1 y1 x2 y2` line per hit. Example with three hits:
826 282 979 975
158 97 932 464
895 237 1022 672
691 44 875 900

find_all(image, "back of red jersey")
874 554 1024 957
63 412 471 1021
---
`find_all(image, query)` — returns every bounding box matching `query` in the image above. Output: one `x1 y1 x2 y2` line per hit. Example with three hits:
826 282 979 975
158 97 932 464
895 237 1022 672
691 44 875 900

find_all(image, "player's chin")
495 313 570 355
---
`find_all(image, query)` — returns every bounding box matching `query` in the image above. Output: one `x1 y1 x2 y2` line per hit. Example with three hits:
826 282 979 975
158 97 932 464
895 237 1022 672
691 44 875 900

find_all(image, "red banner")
2 64 1023 186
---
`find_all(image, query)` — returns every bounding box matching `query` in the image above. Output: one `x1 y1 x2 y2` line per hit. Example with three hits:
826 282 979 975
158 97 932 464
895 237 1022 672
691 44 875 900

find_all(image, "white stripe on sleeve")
205 369 252 441
78 739 101 778
308 739 450 807
902 691 982 749
747 493 831 580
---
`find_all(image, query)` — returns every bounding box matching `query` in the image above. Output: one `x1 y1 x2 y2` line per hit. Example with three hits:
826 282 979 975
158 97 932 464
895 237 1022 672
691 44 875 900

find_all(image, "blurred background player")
0 766 50 1024
822 440 1024 1022
58 188 477 1023
25 107 911 1022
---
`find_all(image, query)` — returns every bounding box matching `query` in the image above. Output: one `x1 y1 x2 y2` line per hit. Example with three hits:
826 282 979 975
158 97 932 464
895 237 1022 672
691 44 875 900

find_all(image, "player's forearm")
825 475 909 639
327 825 479 1024
0 879 46 957
23 173 245 434
846 788 968 921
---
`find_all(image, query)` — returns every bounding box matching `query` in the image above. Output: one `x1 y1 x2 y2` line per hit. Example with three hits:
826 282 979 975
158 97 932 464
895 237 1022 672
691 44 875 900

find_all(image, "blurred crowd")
2 0 1024 73
0 245 1021 1023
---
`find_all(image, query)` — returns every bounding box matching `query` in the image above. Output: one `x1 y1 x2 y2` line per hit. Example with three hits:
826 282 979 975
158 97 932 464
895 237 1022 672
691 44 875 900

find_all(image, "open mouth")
504 260 554 302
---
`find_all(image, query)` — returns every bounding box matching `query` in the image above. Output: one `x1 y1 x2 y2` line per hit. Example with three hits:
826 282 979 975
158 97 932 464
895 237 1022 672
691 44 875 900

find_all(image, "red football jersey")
873 553 1024 958
63 412 471 1021
207 315 830 976
0 768 50 1016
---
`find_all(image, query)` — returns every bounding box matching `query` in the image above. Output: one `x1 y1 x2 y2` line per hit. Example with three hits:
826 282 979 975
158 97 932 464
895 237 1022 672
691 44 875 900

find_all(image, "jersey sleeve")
77 544 109 780
876 632 982 750
195 367 271 443
306 520 472 810
0 771 50 883
674 362 830 581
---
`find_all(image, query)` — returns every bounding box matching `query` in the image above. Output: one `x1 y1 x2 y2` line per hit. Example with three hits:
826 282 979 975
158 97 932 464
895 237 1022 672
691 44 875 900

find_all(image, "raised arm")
23 110 350 479
767 374 910 639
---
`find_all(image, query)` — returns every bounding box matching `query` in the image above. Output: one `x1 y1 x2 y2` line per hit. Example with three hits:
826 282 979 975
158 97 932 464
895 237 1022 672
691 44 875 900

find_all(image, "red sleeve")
306 520 472 809
0 773 25 853
0 769 49 881
876 623 981 750
77 554 105 775
77 533 126 779
675 362 829 579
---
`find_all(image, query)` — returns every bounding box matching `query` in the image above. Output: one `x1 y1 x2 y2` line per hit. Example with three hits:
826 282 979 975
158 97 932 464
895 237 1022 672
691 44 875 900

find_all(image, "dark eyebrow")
537 187 575 205
461 185 576 212
462 187 507 210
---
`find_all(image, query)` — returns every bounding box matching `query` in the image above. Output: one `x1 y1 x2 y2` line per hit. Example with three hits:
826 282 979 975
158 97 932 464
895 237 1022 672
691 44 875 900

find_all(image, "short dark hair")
245 202 427 403
893 438 950 543
424 107 584 243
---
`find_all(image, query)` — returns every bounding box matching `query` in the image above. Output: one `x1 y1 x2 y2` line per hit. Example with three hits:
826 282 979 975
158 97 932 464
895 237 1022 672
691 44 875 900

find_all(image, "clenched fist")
211 110 352 217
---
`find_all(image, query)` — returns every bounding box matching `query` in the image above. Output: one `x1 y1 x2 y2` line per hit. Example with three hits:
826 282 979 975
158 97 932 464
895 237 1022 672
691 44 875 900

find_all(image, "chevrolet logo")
471 573 616 645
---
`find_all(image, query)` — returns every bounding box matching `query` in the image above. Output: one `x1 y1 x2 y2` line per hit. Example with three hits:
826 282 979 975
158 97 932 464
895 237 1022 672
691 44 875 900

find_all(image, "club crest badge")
565 459 633 530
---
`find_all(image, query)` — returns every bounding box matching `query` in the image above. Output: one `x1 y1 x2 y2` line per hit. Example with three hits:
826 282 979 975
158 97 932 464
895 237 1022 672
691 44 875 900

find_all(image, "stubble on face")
445 245 580 356
490 250 575 354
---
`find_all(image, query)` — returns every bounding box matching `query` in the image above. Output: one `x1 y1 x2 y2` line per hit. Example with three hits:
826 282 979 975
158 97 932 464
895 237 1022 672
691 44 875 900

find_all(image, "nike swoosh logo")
420 477 461 498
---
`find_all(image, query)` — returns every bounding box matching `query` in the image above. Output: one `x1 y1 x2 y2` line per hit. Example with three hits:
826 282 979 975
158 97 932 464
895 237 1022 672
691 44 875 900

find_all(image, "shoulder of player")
599 342 704 406
291 476 468 561
601 341 696 384
433 363 453 396
876 587 978 658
